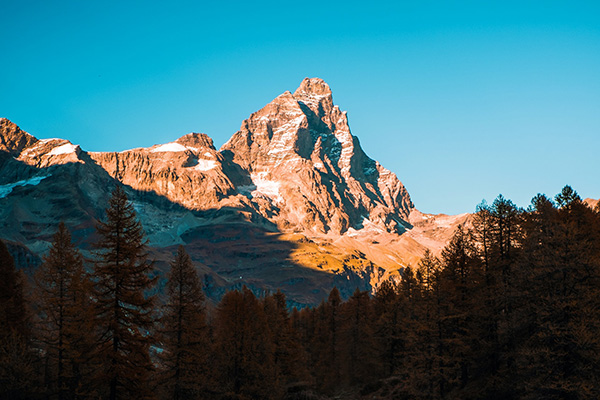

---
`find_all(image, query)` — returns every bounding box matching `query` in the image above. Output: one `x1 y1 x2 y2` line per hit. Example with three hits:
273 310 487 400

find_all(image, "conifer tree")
159 245 210 400
438 225 483 396
472 201 504 395
35 222 95 400
0 239 38 399
0 239 28 338
517 187 600 398
372 279 401 378
410 251 443 399
213 287 276 399
341 288 376 386
313 287 343 393
262 290 309 392
477 196 524 397
93 185 157 400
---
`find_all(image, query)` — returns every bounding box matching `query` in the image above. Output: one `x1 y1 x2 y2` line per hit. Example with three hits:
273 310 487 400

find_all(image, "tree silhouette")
35 222 95 400
93 185 157 400
213 287 276 399
0 239 37 400
159 245 210 400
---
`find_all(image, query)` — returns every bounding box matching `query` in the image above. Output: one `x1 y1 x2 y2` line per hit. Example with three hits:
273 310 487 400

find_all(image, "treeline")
1 185 600 399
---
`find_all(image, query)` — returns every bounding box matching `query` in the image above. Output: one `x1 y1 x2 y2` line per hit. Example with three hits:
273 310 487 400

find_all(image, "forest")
1 184 599 400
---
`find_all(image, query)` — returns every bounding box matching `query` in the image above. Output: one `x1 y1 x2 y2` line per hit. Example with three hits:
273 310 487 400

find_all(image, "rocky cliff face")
0 118 39 155
88 133 241 211
0 79 460 305
221 78 413 234
79 78 414 236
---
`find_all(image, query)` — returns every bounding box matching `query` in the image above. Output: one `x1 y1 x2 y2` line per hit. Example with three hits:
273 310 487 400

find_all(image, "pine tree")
159 245 210 400
35 222 95 400
93 185 157 400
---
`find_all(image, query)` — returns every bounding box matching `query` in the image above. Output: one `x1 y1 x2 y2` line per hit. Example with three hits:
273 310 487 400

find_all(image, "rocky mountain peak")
219 78 414 235
293 78 334 117
175 133 215 150
293 77 332 98
0 118 39 155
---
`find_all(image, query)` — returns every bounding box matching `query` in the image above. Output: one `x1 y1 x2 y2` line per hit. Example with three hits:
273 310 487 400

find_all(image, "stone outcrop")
0 118 38 155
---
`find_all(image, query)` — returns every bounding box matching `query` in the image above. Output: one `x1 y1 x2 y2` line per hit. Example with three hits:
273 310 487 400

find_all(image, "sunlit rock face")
88 133 242 211
221 78 414 235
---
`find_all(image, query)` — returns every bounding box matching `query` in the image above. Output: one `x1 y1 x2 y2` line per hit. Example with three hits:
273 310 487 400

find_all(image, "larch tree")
160 245 210 400
372 279 401 378
262 290 309 394
438 225 483 397
0 239 29 338
312 287 343 393
35 222 95 400
409 251 443 399
93 185 157 400
213 287 276 399
0 239 38 400
517 186 600 399
341 288 376 387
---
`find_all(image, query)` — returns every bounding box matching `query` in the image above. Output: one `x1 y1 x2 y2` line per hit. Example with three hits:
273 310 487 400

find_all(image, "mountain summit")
221 78 413 234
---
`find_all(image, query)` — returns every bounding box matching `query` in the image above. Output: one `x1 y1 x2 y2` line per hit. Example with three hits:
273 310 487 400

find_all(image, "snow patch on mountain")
0 174 51 198
48 143 78 156
238 173 283 203
151 142 189 153
194 159 218 171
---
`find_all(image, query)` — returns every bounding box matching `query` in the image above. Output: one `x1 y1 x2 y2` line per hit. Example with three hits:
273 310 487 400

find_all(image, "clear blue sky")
2 1 599 214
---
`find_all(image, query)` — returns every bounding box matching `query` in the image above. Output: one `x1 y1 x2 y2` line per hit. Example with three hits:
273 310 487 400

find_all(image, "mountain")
584 198 599 210
0 79 466 306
